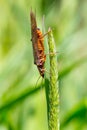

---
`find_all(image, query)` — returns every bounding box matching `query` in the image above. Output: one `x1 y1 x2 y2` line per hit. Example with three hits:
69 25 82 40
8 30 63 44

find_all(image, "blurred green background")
0 0 87 130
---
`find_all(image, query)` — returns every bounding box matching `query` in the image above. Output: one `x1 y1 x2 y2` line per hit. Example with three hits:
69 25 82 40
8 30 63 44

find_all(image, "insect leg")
44 68 51 75
45 51 59 56
43 31 51 38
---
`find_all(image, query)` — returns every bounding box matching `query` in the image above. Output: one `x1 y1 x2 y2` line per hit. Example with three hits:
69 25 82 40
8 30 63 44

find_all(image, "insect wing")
30 10 38 64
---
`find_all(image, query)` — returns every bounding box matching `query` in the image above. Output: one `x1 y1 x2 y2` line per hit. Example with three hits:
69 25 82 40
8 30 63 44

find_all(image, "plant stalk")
47 28 59 130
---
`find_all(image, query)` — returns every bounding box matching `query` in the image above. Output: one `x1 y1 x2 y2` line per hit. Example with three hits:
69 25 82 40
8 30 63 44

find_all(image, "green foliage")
61 99 87 130
0 0 87 130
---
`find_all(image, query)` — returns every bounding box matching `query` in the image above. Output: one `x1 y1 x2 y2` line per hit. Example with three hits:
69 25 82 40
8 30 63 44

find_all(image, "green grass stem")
47 28 59 130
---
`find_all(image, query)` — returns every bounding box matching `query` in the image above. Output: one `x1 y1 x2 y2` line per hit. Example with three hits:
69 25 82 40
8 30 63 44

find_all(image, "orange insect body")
30 10 46 77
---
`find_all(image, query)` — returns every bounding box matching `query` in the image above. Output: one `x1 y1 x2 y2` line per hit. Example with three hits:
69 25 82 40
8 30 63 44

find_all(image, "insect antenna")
34 75 42 88
42 15 46 33
34 75 41 88
41 15 51 39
